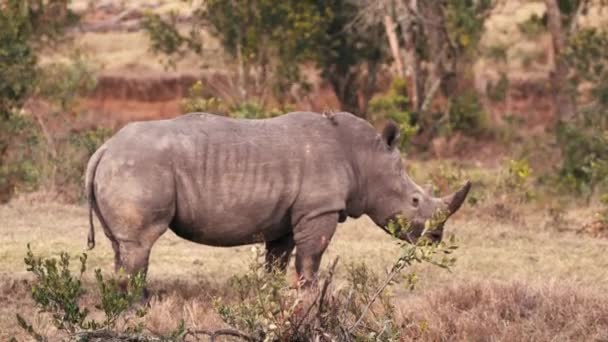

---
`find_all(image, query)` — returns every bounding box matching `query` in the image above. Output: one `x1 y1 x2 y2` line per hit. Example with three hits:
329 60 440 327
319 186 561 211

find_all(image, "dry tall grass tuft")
399 281 608 341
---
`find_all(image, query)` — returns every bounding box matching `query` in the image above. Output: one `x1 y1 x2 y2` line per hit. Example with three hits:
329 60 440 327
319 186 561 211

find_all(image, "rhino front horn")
443 181 472 215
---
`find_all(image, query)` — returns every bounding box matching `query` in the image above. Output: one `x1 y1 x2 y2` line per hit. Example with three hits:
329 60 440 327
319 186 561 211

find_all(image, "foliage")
181 81 283 119
17 245 148 340
201 0 326 68
144 0 328 103
144 1 386 115
0 1 37 118
445 0 493 56
556 124 608 195
444 89 489 137
556 28 608 195
231 102 283 119
518 14 547 38
21 245 90 334
368 78 418 150
0 1 105 202
180 81 226 114
0 54 105 202
140 10 202 69
486 73 510 102
214 224 457 341
424 159 538 210
0 0 80 118
0 111 45 201
35 51 97 110
499 159 535 203
368 0 494 144
213 247 300 341
1 1 43 200
566 28 608 103
314 0 387 115
597 193 608 225
428 163 469 195
94 268 148 330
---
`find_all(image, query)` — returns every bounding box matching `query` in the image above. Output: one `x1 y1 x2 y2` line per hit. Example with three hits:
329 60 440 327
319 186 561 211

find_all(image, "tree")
360 0 493 141
0 0 91 201
143 0 388 117
314 0 388 116
0 0 67 199
544 0 582 124
543 0 608 194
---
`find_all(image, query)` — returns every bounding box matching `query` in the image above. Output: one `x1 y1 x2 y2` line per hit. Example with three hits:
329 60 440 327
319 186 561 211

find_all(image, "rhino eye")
412 196 420 207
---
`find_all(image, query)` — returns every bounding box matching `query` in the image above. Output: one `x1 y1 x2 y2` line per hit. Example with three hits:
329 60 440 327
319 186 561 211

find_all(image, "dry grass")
399 281 608 341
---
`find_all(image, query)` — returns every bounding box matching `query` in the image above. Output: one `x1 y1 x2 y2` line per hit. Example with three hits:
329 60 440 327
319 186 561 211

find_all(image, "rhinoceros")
85 111 470 286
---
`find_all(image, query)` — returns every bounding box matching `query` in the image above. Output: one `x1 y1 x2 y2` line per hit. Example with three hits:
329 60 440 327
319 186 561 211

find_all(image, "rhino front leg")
265 233 295 273
293 213 338 288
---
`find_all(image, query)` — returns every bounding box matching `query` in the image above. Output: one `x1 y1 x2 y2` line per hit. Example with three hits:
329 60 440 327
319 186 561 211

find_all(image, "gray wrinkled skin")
85 111 470 287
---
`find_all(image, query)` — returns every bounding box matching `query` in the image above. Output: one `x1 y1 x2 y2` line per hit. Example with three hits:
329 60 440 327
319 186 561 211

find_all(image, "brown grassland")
1 161 608 341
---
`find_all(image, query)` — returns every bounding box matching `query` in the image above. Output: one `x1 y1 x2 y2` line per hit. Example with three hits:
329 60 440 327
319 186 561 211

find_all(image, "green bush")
230 102 282 120
556 123 608 195
368 78 418 150
518 14 546 38
17 245 148 341
445 89 490 137
0 1 104 203
213 247 299 341
180 81 226 114
0 51 104 201
0 111 45 201
556 28 608 197
181 81 283 119
35 52 97 110
498 158 535 203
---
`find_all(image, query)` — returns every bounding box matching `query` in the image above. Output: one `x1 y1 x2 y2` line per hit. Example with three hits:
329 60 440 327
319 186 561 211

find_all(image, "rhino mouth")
381 214 423 244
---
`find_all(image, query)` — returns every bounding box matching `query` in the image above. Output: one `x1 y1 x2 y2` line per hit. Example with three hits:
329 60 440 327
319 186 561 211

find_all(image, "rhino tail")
85 145 106 250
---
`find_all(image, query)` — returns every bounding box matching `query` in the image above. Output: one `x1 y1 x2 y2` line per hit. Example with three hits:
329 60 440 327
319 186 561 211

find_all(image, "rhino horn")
442 181 472 215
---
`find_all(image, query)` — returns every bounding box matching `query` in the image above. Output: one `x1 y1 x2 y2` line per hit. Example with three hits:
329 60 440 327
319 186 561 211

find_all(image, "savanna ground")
2 160 608 341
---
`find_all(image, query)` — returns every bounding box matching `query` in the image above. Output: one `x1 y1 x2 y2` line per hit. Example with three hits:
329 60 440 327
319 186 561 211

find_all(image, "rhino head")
360 121 471 244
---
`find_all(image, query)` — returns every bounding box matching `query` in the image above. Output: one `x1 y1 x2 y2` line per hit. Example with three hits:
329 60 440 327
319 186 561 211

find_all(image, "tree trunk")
544 0 577 124
383 15 405 78
397 0 423 112
330 71 363 118
361 61 379 115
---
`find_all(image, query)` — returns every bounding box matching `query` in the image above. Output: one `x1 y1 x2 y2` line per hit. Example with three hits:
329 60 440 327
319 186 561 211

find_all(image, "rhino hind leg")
96 196 171 297
111 222 168 299
265 234 295 273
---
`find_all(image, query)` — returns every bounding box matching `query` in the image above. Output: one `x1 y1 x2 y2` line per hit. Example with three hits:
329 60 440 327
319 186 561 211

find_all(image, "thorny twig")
187 328 254 342
292 257 340 333
317 257 340 320
348 263 406 334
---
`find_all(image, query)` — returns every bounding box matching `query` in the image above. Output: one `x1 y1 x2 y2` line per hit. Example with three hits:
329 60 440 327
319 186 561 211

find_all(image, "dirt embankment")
83 70 202 126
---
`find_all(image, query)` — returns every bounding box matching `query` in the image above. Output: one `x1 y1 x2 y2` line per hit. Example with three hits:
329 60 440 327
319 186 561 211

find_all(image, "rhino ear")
381 120 400 150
